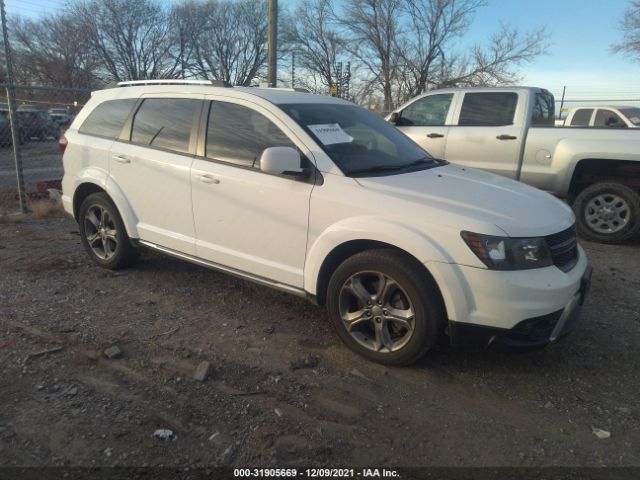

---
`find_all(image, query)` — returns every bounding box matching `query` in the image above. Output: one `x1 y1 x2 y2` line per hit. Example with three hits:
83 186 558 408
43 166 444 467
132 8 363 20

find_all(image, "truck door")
392 93 455 159
444 91 523 179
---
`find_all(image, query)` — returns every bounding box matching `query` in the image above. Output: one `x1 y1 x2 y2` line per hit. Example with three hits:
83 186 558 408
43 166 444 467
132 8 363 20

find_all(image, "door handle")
112 154 130 164
496 134 517 140
426 133 445 138
196 174 220 184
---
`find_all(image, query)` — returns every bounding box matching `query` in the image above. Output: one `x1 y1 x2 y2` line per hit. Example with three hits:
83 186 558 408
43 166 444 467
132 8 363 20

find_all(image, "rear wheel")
573 182 640 244
326 249 445 365
78 192 139 270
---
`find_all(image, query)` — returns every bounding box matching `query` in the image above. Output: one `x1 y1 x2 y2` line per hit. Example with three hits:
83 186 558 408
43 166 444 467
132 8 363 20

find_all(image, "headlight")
461 231 553 270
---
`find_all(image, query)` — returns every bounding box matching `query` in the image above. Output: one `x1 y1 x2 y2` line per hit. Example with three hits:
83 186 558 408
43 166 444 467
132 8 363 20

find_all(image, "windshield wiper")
398 157 439 171
347 164 406 175
348 157 439 176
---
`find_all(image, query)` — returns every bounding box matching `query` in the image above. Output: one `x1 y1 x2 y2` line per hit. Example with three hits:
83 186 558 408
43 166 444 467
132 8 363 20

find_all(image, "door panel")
108 96 202 254
394 93 454 159
191 161 312 287
109 142 196 254
444 92 523 179
191 99 313 288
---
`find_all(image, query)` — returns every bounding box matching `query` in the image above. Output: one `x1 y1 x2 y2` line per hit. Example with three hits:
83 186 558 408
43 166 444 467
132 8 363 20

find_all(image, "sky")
5 0 639 106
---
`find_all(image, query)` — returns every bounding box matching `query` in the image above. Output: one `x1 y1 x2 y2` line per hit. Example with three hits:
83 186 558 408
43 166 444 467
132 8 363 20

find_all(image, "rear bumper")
448 265 592 348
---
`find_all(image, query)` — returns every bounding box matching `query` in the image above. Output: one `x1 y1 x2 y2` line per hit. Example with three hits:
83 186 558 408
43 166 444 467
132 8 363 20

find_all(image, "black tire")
573 182 640 244
78 192 139 270
326 249 445 366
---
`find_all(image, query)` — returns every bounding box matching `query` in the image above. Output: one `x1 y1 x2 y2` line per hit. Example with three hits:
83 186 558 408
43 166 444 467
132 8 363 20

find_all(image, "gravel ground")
0 215 639 469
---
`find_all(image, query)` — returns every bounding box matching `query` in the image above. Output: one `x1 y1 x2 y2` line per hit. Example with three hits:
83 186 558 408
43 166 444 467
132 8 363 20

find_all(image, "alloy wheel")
338 271 415 353
83 205 118 260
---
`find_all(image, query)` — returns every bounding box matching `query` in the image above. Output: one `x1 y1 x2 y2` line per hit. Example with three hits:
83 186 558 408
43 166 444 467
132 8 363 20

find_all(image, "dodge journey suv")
61 80 592 365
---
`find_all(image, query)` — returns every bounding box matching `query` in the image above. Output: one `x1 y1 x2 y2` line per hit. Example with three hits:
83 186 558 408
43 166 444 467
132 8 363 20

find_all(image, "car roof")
571 105 637 110
91 82 352 107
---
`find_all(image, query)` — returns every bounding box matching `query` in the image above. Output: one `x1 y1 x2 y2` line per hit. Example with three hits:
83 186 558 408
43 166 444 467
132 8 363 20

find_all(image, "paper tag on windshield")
307 124 353 145
630 117 639 124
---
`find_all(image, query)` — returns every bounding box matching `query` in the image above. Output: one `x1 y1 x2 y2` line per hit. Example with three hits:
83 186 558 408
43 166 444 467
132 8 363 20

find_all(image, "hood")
355 163 574 237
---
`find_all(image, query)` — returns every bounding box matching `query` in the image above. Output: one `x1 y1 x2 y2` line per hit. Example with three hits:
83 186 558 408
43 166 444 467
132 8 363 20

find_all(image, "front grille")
546 225 578 272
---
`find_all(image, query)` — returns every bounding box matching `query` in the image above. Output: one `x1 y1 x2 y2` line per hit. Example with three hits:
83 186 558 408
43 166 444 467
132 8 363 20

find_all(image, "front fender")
304 215 455 295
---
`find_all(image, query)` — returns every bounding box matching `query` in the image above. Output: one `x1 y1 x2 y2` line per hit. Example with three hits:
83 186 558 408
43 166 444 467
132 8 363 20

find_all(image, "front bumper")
448 265 592 348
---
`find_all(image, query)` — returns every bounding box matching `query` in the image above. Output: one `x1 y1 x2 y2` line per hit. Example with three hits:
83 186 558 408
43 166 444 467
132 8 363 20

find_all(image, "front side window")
206 101 295 168
79 99 137 139
397 94 453 126
280 103 440 177
130 98 201 154
569 109 593 126
532 92 555 126
458 92 518 126
594 109 626 128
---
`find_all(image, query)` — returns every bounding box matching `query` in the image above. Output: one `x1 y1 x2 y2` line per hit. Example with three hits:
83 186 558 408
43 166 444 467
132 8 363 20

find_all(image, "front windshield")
280 103 441 177
619 108 640 126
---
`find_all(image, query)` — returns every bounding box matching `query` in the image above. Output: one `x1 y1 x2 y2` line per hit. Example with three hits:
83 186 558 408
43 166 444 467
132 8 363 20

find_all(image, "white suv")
61 80 592 365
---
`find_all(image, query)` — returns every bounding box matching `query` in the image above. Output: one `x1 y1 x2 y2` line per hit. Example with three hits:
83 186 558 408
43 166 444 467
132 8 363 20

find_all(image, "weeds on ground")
0 188 22 224
27 193 65 219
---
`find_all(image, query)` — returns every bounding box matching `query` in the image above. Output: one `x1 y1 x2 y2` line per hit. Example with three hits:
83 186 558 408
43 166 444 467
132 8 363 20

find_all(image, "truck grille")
546 225 578 272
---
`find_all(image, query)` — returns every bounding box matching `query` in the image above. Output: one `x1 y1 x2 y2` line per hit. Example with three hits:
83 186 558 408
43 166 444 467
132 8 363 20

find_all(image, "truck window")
619 107 640 126
397 94 453 126
594 109 626 128
458 92 518 126
569 109 593 127
532 92 555 126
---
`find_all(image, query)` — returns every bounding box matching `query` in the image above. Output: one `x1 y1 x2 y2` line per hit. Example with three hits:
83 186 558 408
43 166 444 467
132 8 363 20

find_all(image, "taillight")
59 136 68 155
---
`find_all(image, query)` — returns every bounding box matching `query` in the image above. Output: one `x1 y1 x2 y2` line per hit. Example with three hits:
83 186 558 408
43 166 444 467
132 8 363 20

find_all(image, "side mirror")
260 146 308 177
387 112 399 125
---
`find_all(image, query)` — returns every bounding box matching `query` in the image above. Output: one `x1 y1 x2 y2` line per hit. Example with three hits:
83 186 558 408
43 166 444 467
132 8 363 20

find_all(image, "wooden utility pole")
268 0 277 87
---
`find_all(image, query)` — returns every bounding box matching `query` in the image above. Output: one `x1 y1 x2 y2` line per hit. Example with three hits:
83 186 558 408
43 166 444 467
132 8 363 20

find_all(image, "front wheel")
326 249 445 366
78 192 139 270
573 182 640 244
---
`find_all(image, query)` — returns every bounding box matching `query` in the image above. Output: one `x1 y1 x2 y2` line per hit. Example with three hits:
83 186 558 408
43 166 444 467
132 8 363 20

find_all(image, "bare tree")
613 0 640 61
10 15 99 87
190 0 268 86
440 24 548 87
284 0 345 91
400 0 484 96
338 0 404 112
71 0 179 82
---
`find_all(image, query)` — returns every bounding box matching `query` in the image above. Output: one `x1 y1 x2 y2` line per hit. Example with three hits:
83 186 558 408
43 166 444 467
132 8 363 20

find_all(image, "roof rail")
116 79 233 88
256 85 310 93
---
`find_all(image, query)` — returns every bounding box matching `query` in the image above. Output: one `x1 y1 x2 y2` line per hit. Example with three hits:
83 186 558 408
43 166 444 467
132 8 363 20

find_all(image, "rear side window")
398 93 453 126
206 101 295 168
458 92 518 126
532 92 555 126
79 99 136 139
130 98 201 154
569 109 593 126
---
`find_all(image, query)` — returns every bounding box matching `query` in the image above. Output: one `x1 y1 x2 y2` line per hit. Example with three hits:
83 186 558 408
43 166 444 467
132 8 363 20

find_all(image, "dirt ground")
0 215 639 469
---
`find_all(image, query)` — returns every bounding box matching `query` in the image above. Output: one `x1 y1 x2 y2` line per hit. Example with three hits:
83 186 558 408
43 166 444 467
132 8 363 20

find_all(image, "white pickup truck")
387 87 640 243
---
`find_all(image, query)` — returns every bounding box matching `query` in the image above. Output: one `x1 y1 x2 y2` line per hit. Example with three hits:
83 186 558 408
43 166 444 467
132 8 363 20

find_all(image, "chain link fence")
0 85 90 214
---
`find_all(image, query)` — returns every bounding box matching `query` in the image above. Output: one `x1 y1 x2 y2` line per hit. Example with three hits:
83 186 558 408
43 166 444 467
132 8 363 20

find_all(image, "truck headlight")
461 231 553 270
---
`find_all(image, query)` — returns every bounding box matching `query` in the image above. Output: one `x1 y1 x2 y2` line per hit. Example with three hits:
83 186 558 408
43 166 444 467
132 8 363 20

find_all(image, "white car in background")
562 106 640 128
60 80 591 365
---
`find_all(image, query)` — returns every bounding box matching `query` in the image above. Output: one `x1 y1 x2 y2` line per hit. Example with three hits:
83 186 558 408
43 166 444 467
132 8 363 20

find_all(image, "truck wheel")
78 192 139 270
573 182 640 244
326 249 444 366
